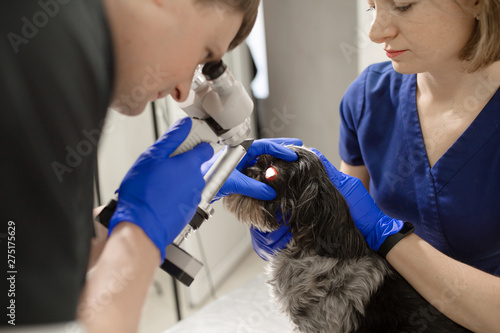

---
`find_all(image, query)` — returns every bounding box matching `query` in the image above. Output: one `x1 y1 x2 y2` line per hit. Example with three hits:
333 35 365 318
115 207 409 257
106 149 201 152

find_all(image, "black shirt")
1 0 114 325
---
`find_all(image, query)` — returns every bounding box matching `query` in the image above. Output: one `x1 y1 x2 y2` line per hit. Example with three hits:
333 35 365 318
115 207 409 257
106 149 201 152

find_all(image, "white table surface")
163 274 295 333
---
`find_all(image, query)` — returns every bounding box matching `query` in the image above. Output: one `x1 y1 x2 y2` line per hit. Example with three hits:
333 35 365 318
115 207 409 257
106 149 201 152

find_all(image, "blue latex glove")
311 148 403 251
250 225 292 260
204 138 303 201
250 211 293 260
206 138 301 260
248 147 405 259
108 117 214 261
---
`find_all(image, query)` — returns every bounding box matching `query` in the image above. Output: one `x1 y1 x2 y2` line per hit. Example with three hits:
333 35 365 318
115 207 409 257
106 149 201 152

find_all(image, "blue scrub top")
339 62 500 276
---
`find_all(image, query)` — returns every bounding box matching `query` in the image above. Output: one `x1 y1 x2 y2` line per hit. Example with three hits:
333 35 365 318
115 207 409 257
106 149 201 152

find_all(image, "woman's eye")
367 6 375 12
394 4 412 12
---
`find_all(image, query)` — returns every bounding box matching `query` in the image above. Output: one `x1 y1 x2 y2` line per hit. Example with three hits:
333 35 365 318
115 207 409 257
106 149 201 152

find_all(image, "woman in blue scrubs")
340 0 500 276
333 0 500 331
251 0 500 331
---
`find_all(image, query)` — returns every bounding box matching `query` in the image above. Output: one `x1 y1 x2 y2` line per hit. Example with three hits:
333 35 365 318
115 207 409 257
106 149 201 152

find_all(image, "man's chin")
109 99 149 116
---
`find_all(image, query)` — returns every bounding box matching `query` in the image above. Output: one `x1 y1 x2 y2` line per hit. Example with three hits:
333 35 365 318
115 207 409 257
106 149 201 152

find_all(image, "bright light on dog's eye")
265 166 278 181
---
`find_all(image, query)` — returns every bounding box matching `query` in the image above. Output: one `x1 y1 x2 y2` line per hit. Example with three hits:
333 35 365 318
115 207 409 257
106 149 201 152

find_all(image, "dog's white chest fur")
266 247 390 333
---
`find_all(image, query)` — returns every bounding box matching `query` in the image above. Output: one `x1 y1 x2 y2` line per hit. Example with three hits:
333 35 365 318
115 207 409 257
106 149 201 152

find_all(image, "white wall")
259 0 389 168
260 0 358 168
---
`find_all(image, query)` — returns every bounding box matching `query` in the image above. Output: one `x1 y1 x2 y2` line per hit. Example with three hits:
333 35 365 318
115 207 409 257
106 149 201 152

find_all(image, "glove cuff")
108 202 167 261
377 221 414 258
366 216 404 251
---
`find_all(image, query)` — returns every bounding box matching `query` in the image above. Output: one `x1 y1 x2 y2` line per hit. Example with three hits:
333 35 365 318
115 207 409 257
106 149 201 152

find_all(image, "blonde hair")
460 0 500 72
197 0 260 51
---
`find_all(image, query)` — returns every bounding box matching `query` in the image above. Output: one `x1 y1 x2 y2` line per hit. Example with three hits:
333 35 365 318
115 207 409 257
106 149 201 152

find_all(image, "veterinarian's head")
105 0 260 115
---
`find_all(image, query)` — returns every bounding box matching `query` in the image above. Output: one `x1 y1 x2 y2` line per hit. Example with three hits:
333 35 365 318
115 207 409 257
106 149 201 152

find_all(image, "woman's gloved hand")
209 138 301 261
311 148 403 251
249 148 405 259
250 221 292 261
108 117 214 261
204 138 303 201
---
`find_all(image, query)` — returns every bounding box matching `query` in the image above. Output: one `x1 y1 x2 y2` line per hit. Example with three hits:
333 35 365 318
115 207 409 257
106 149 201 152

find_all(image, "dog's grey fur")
224 146 471 333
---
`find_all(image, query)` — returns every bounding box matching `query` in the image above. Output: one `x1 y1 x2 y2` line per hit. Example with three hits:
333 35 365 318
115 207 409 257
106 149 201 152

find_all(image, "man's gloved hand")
311 148 403 251
204 138 303 201
108 117 214 261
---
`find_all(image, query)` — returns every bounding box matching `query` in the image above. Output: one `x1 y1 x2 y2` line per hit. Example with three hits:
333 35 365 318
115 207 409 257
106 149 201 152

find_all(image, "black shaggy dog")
224 146 471 333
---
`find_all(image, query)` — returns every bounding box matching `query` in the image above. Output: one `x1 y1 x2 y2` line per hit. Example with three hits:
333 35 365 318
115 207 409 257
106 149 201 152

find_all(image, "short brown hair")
197 0 261 51
460 0 500 72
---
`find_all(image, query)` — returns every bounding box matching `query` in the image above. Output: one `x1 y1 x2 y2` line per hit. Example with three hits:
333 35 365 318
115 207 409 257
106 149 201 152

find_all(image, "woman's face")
367 0 478 74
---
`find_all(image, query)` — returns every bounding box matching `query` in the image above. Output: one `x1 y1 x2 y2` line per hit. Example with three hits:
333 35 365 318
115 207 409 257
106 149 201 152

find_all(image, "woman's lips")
385 49 407 59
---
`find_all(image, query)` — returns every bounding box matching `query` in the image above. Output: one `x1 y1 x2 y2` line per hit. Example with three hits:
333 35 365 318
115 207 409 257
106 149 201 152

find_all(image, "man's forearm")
78 222 160 332
387 234 500 333
88 206 108 270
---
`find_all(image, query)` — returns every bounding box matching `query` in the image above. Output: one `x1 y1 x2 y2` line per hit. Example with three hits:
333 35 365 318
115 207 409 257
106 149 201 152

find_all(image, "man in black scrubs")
0 0 262 331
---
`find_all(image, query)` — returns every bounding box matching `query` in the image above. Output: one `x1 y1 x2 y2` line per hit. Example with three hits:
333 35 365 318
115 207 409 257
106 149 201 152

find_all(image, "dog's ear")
282 149 367 259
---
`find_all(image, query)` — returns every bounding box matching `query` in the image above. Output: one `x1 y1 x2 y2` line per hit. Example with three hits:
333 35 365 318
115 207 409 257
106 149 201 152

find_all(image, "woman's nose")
368 8 398 44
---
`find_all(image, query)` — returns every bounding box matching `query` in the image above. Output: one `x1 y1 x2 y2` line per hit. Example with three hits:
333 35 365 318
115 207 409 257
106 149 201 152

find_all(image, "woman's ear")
473 0 481 19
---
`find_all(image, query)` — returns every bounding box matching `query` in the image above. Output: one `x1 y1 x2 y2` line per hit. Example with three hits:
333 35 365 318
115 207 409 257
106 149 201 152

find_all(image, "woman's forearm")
386 234 500 333
78 222 159 332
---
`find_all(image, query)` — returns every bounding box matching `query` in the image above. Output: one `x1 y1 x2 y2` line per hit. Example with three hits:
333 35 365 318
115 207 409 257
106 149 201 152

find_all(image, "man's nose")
172 80 192 103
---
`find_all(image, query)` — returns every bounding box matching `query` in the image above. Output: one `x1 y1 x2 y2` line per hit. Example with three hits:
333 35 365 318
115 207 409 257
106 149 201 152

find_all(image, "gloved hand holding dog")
205 138 301 261
205 138 303 201
109 127 301 262
312 149 404 251
251 147 404 259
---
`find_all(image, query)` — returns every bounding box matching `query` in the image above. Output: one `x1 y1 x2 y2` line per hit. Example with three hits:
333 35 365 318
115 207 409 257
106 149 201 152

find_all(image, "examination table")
163 274 294 333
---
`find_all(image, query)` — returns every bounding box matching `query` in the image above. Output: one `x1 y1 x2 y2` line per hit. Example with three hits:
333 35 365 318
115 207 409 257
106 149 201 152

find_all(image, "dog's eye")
265 166 278 181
